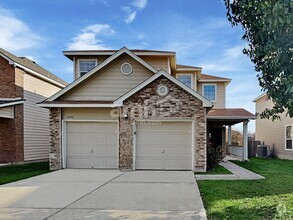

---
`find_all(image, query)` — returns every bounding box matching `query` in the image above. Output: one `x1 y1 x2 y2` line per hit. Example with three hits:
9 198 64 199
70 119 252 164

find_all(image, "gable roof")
46 47 158 102
176 64 202 70
0 48 67 87
63 49 176 60
253 93 267 102
199 73 231 82
114 69 213 107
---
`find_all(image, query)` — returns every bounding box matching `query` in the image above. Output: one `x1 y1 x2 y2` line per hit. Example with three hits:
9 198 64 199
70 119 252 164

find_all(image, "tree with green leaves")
224 0 293 120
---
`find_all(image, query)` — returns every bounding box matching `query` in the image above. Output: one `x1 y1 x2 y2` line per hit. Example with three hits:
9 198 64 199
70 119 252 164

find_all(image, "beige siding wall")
63 55 153 101
197 82 226 108
0 106 14 119
255 95 293 159
139 56 169 73
23 74 61 161
62 108 118 120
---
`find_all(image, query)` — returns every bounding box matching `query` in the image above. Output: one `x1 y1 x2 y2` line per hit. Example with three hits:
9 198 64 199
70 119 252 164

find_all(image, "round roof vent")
121 63 133 75
157 85 169 97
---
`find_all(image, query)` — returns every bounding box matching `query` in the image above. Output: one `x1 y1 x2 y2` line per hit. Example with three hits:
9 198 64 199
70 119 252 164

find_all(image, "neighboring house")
39 47 256 172
253 93 293 159
0 48 67 163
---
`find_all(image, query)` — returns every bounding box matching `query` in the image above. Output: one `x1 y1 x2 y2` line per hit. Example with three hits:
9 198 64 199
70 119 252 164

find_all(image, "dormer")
63 49 176 80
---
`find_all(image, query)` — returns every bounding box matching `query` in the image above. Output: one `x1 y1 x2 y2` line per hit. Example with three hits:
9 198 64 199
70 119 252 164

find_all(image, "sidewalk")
196 161 265 180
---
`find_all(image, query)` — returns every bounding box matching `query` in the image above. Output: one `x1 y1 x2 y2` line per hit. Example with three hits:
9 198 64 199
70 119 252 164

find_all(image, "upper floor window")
286 125 293 150
202 84 216 102
177 74 193 88
79 60 97 76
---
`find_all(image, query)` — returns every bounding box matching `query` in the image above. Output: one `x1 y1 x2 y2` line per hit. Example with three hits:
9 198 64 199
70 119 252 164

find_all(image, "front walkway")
196 161 265 180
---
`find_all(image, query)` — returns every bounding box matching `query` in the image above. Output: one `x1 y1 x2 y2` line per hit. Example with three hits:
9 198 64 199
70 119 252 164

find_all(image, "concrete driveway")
0 170 206 220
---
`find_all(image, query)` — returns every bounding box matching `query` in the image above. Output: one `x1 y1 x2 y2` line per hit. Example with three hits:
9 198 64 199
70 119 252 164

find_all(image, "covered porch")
207 108 257 161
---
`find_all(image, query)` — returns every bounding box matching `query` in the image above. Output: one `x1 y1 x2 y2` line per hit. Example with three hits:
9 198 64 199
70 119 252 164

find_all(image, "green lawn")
197 158 293 220
195 164 232 175
0 162 50 185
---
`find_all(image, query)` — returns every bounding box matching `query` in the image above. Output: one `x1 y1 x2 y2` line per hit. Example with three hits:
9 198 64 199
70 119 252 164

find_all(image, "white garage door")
136 121 193 170
66 121 118 169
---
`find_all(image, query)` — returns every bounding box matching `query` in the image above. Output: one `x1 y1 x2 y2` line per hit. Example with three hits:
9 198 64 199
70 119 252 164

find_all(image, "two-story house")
254 93 293 159
0 48 67 163
39 47 256 172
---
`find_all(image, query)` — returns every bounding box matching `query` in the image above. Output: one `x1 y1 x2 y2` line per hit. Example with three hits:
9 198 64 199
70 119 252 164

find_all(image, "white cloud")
132 0 147 10
67 24 115 50
199 45 248 72
83 24 116 35
137 33 144 39
125 11 137 24
0 8 42 51
121 0 147 24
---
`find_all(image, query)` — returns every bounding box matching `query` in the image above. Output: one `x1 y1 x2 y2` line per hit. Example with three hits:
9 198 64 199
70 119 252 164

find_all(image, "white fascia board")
207 116 257 120
198 79 231 82
252 93 267 102
37 103 116 108
176 67 201 71
63 51 175 57
114 69 213 107
0 100 25 108
47 47 158 102
0 97 22 101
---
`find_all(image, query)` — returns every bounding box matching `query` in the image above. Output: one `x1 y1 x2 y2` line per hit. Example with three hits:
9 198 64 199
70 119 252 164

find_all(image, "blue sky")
0 0 262 132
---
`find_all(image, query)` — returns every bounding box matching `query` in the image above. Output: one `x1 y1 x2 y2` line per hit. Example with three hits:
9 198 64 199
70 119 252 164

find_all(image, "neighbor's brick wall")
119 76 207 172
0 58 24 163
49 107 62 170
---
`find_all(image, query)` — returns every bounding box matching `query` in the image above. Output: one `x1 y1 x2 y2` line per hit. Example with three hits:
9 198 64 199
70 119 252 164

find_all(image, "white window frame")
285 124 293 151
202 83 217 102
78 59 98 77
176 74 194 89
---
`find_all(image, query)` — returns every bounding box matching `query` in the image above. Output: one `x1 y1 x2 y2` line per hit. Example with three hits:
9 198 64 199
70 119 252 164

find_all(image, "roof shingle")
0 48 67 86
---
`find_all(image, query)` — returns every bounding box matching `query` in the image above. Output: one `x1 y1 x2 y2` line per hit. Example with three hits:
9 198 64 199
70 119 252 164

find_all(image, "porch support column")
243 120 249 160
228 125 232 145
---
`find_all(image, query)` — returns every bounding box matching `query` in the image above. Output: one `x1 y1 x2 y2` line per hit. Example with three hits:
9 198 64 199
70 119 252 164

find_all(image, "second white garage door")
135 121 193 170
66 121 118 169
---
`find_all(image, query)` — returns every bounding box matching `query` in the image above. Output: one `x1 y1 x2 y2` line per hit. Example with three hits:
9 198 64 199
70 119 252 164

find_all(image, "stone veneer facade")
49 107 62 170
49 76 207 171
119 76 207 172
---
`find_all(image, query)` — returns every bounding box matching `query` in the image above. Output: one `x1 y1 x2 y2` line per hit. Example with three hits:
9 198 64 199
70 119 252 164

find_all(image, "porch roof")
207 108 256 125
0 98 25 108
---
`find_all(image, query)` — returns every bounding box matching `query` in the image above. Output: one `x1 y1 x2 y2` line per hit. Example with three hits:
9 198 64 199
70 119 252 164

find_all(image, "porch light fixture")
124 113 128 119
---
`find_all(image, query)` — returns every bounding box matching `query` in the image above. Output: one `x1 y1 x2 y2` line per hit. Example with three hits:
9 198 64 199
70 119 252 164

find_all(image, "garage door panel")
136 121 192 170
67 157 92 168
67 145 93 155
92 156 117 168
66 121 118 169
136 158 163 169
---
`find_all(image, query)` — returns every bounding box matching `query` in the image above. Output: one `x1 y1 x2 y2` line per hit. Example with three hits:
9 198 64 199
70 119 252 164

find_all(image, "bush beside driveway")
197 158 293 219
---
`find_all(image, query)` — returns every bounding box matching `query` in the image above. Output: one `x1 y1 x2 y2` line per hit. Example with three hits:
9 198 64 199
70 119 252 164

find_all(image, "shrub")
207 145 223 171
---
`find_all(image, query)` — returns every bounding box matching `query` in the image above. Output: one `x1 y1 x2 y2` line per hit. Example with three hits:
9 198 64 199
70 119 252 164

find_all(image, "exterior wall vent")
121 63 133 75
157 85 169 97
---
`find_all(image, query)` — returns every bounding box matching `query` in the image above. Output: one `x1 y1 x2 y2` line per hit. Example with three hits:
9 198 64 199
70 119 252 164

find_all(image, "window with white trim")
79 60 97 76
285 125 293 150
177 74 193 88
202 84 216 102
